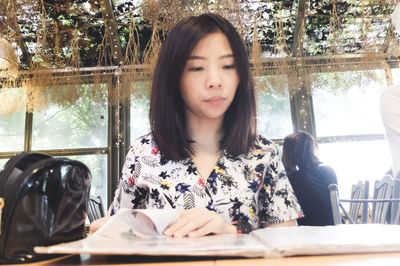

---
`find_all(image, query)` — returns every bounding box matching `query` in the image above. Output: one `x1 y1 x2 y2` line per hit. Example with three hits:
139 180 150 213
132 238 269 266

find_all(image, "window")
319 140 391 198
0 111 25 152
312 70 389 198
0 159 7 169
32 84 108 150
64 154 108 204
130 82 150 142
313 70 386 136
256 76 292 139
392 68 400 85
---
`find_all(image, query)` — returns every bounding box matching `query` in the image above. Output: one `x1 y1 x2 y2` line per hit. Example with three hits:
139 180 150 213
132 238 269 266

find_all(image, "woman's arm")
264 219 298 228
88 216 110 234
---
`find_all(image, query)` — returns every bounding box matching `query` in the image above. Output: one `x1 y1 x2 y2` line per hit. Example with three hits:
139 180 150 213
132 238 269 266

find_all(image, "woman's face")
179 32 239 123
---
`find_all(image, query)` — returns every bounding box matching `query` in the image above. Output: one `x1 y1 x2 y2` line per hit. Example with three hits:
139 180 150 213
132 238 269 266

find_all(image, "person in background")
90 13 302 236
381 85 400 179
381 2 400 179
282 131 337 226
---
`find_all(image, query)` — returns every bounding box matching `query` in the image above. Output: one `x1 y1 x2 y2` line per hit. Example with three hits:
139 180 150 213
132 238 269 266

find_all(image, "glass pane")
0 111 25 152
318 140 391 199
312 70 387 136
392 68 400 85
0 159 9 170
32 84 108 150
256 76 292 139
130 82 150 142
62 154 108 206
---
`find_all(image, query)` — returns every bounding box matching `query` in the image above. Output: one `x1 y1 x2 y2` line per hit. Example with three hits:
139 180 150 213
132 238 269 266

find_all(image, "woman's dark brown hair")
150 13 256 161
282 131 321 173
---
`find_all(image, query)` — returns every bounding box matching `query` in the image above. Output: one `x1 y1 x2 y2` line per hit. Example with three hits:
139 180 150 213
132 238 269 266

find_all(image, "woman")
91 13 302 237
282 131 337 226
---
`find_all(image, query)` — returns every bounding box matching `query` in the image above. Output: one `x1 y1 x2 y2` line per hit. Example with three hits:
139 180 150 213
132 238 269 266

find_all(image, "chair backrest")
392 178 400 224
87 195 105 223
371 175 394 224
328 184 342 225
349 181 369 223
328 184 355 225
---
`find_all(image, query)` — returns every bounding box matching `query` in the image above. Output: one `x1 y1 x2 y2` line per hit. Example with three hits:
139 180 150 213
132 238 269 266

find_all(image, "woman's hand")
88 216 109 235
163 208 237 237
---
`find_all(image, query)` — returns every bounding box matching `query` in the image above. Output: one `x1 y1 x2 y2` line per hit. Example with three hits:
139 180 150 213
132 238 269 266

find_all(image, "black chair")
348 181 370 223
392 177 400 224
329 181 370 225
329 184 355 225
87 195 105 223
372 175 394 223
329 177 400 225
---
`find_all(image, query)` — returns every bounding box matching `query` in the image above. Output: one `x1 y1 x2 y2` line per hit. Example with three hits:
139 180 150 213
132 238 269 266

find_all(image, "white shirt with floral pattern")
110 133 303 230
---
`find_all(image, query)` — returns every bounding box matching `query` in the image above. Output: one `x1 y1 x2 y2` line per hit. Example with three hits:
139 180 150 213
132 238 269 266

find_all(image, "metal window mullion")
24 112 33 152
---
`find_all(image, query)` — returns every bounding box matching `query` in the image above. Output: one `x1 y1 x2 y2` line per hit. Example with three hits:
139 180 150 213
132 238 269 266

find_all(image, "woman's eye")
188 66 204 71
223 64 235 69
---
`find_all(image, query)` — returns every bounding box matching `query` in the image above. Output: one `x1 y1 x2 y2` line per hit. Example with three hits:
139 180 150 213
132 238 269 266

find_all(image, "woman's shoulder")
238 134 279 162
128 132 157 155
254 134 279 153
317 164 336 173
316 164 338 183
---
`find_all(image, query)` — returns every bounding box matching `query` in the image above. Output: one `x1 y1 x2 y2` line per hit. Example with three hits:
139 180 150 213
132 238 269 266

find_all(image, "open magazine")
35 208 400 258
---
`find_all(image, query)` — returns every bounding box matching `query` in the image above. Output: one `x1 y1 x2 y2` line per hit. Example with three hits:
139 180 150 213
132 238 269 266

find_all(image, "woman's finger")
164 209 211 237
171 211 214 237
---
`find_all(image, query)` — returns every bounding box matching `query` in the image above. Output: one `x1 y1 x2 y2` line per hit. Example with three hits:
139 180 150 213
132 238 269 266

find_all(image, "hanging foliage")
0 0 400 117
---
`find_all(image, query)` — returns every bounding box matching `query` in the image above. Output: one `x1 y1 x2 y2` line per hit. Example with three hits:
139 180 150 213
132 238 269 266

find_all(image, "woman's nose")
206 69 223 89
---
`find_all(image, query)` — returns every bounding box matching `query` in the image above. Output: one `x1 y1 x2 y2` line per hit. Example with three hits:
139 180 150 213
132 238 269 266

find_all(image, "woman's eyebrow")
187 54 234 60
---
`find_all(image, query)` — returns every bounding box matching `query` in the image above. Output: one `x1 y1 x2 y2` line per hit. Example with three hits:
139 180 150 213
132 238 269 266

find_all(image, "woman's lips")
205 96 225 106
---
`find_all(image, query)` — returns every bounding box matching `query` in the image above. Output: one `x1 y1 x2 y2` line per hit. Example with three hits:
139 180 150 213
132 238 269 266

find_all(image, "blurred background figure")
282 131 338 226
381 85 400 179
380 3 400 179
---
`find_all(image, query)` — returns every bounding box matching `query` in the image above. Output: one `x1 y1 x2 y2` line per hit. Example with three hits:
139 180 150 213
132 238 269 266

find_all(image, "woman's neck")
187 115 223 154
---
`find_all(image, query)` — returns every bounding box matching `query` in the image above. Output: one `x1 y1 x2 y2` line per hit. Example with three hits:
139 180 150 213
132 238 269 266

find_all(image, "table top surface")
18 252 400 266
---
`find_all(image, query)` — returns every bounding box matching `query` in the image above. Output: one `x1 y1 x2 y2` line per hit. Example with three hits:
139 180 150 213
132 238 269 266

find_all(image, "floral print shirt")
110 133 303 229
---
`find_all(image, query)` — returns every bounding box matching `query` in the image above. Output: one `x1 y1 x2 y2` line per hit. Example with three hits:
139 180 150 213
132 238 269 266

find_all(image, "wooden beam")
291 0 308 57
99 0 123 65
288 0 316 136
98 1 130 206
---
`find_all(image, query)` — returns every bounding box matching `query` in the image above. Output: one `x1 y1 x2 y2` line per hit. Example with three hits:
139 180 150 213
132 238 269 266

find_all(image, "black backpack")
0 152 91 263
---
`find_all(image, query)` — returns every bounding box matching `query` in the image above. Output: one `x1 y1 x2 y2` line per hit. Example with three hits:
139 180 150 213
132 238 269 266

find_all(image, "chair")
329 181 370 225
329 184 355 225
371 175 394 223
348 181 370 223
87 195 105 223
371 174 400 224
391 178 400 224
329 177 400 225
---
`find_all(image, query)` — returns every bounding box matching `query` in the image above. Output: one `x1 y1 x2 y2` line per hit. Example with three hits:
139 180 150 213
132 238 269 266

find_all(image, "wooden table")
21 252 400 266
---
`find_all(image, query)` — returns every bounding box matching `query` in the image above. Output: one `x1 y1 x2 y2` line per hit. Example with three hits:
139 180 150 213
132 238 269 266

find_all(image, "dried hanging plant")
24 9 53 113
93 21 115 104
63 25 81 105
251 19 267 92
120 15 143 102
142 23 163 84
53 22 62 68
0 38 18 80
0 87 26 117
269 10 291 95
1 0 399 118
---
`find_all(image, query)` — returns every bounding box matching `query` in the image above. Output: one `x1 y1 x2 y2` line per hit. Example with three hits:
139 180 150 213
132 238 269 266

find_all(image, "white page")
94 208 182 239
35 232 267 257
250 224 400 257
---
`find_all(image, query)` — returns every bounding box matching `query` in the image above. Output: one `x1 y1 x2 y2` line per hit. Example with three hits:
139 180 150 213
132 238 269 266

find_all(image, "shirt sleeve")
257 142 303 227
109 145 148 215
